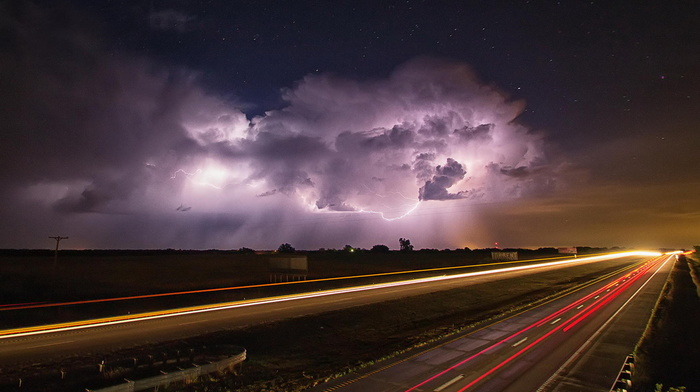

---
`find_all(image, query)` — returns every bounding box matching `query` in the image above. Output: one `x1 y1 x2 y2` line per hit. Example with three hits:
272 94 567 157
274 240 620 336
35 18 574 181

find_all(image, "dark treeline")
0 246 623 257
0 249 245 257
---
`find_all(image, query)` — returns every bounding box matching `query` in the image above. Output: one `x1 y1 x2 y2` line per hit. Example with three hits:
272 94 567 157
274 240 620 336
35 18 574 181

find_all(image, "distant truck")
269 256 308 282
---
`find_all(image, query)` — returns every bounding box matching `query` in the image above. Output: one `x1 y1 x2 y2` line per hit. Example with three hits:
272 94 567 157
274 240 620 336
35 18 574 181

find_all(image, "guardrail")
610 354 634 392
86 350 245 392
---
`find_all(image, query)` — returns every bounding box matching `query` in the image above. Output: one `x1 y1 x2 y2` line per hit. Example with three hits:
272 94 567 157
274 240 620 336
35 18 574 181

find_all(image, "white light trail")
0 251 660 340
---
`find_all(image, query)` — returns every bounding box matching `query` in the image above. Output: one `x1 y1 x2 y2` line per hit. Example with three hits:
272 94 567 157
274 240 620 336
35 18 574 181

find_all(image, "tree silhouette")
399 238 414 252
277 243 296 253
370 244 390 252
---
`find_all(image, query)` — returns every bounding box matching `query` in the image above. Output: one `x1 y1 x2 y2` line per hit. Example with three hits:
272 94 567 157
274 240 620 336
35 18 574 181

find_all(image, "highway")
0 252 660 371
310 254 673 392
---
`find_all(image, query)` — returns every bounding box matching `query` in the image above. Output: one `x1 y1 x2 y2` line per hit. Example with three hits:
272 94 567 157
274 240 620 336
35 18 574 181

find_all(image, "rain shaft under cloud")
0 4 564 249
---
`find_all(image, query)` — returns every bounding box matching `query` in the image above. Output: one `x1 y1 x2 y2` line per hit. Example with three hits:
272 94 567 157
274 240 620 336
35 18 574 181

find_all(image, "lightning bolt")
357 184 420 220
357 201 421 221
298 185 421 221
170 169 223 190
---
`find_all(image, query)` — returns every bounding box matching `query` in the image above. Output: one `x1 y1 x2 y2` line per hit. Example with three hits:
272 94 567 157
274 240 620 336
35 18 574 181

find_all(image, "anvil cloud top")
0 1 698 249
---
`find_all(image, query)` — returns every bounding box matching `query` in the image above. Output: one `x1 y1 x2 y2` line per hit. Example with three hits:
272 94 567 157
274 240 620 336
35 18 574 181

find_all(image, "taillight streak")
0 302 45 308
561 259 657 332
455 323 563 391
453 257 665 391
1 252 658 312
2 254 657 339
404 257 663 392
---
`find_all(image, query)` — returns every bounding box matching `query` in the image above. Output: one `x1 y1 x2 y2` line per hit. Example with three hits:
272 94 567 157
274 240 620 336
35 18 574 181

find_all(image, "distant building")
491 251 518 261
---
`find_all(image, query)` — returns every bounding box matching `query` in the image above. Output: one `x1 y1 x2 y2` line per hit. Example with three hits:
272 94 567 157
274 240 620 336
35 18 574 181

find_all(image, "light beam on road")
0 251 660 340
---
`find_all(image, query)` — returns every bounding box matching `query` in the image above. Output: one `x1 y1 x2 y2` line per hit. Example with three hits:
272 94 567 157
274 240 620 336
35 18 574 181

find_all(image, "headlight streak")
0 253 627 312
401 254 671 392
0 251 660 341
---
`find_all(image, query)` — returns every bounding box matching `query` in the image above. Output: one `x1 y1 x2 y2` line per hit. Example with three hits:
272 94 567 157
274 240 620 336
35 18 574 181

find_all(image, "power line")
49 236 68 268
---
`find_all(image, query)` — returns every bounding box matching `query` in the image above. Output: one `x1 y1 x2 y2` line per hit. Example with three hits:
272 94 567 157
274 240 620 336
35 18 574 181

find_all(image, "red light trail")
403 254 670 392
0 252 657 340
1 252 648 312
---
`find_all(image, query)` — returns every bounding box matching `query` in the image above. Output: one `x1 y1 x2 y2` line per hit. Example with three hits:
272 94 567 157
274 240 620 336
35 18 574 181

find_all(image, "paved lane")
312 254 672 392
0 253 656 370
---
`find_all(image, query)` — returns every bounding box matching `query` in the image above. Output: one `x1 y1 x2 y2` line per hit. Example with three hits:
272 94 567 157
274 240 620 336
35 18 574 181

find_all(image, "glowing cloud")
242 58 557 219
0 2 563 249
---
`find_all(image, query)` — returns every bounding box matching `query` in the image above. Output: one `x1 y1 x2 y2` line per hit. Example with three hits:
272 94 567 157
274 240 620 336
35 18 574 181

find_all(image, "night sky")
1 1 698 250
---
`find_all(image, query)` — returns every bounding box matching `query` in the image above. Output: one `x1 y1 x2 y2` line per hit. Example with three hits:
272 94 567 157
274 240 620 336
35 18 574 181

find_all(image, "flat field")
632 255 700 392
0 250 499 303
0 250 641 392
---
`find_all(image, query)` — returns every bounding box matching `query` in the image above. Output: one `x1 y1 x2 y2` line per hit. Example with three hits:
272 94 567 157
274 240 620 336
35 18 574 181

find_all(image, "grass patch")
0 253 639 392
162 260 637 392
633 255 700 392
0 251 501 303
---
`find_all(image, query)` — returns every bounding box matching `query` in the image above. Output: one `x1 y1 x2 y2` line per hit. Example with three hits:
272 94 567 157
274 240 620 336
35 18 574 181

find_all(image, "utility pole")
49 236 68 268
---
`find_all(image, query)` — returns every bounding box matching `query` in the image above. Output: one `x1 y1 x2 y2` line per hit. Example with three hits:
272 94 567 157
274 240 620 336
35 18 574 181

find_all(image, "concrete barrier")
87 350 246 392
610 354 634 392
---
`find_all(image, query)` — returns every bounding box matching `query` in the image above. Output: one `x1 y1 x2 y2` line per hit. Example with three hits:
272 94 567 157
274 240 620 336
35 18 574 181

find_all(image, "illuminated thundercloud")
229 58 556 221
4 32 563 248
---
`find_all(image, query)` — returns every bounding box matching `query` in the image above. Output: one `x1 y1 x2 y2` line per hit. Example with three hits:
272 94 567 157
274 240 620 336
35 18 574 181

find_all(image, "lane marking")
537 256 672 392
317 262 642 392
0 254 597 312
178 320 208 326
26 340 74 349
576 305 584 309
512 337 528 347
3 253 653 340
550 318 561 325
434 374 464 392
401 259 650 392
450 257 665 392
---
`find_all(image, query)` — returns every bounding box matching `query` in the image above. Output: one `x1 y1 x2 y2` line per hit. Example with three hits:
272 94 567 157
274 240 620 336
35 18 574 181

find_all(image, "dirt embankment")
633 255 700 392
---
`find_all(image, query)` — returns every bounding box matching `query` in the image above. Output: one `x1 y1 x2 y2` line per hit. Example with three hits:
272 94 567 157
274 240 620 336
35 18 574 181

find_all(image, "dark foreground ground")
0 249 510 304
0 252 700 392
632 254 700 392
0 250 637 392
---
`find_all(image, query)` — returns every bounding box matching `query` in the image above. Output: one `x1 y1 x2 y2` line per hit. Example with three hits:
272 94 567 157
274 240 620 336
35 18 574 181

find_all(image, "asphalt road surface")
0 253 658 373
309 254 673 392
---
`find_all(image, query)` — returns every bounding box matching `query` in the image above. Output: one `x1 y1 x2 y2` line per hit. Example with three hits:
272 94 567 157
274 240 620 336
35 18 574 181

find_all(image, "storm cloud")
0 3 564 249
419 158 468 201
